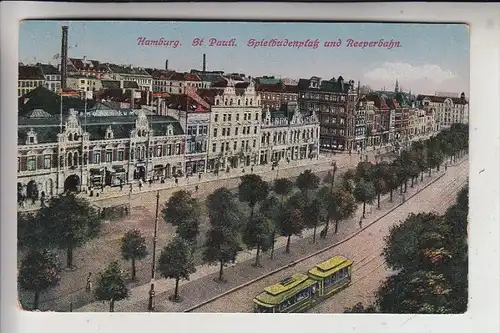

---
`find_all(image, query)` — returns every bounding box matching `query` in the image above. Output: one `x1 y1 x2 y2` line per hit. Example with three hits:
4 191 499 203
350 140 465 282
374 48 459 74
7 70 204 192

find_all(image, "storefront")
185 159 205 175
110 166 127 186
153 164 164 180
89 168 103 188
133 163 146 181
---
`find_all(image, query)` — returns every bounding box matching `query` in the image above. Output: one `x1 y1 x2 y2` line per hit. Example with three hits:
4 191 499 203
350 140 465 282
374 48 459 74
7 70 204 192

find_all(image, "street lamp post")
147 190 160 311
330 161 337 192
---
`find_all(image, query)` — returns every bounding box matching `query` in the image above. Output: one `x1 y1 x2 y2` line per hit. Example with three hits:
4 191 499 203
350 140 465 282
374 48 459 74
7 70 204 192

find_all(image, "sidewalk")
76 155 464 312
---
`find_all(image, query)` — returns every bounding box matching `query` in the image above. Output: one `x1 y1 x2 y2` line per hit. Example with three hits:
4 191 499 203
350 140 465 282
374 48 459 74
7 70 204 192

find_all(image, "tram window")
296 288 310 302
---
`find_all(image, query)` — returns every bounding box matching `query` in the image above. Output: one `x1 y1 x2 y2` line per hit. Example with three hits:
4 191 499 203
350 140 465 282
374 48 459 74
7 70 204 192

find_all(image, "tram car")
253 255 353 313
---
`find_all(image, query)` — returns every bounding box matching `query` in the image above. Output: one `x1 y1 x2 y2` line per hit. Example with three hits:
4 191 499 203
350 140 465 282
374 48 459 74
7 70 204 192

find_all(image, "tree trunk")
334 219 339 234
285 235 291 254
325 219 330 237
131 258 136 280
429 168 432 177
66 246 73 268
399 184 403 194
33 290 40 310
254 243 261 266
109 300 115 312
174 277 180 301
377 193 381 209
389 189 393 202
411 178 414 187
362 201 366 218
437 164 441 171
312 224 317 243
404 181 408 193
420 172 424 182
270 230 276 259
218 260 224 281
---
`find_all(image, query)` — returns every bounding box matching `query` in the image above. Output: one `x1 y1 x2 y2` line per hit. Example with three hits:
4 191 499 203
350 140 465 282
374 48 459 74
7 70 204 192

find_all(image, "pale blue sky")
19 21 469 95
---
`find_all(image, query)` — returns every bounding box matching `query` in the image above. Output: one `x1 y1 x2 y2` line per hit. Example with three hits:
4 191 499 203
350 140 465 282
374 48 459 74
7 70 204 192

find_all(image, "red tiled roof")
19 65 45 80
184 73 201 81
197 89 224 105
168 72 186 81
416 94 468 105
211 79 228 88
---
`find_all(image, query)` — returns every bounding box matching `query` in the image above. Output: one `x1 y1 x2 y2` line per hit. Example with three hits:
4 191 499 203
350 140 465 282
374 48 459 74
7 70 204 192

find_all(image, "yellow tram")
253 256 353 313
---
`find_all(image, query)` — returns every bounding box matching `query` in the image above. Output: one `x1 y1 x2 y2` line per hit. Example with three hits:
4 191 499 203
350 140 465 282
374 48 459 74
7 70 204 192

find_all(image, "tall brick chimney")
165 60 169 71
60 25 69 90
202 53 206 73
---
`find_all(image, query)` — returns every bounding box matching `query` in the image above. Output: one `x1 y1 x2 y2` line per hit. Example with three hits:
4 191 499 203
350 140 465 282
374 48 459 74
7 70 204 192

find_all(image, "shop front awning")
112 165 126 173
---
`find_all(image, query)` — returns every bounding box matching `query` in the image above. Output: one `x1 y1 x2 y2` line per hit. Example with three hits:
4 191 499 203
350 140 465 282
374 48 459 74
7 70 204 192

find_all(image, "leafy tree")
203 188 243 282
158 237 196 302
383 164 400 202
120 229 148 280
330 188 357 235
239 174 270 223
203 226 242 282
353 179 376 218
260 195 282 260
376 270 455 313
306 187 329 242
94 261 129 312
427 143 445 175
242 213 272 267
383 213 448 272
355 161 375 182
18 249 61 310
163 190 202 246
344 302 377 313
17 212 43 249
273 178 294 203
279 193 306 254
341 169 357 193
295 169 320 200
30 193 102 268
373 162 391 209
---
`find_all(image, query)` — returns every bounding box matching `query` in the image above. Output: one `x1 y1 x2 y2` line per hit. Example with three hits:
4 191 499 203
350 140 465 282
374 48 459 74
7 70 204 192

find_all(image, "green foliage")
121 229 148 280
355 161 375 182
353 179 376 204
295 169 320 198
279 193 306 239
18 249 61 310
203 226 242 266
162 190 200 227
158 237 196 283
24 193 102 267
94 261 129 310
330 188 357 223
238 174 270 211
242 213 273 265
273 178 294 198
344 302 377 313
341 169 357 192
323 171 334 184
206 188 244 229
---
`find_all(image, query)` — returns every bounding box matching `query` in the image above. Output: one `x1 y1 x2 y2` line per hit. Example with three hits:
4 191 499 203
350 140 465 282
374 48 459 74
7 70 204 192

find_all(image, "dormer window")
26 128 38 145
105 126 114 139
166 125 174 136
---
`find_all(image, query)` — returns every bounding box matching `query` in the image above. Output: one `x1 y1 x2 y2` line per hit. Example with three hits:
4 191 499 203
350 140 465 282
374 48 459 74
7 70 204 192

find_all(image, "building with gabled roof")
416 92 468 130
18 64 46 98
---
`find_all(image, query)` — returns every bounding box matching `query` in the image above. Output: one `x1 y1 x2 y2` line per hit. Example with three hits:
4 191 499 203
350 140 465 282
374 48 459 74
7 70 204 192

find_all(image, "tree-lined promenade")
18 124 468 311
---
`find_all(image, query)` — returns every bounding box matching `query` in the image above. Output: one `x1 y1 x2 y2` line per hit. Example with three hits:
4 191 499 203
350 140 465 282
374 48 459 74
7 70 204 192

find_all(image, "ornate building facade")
259 103 320 165
17 107 185 199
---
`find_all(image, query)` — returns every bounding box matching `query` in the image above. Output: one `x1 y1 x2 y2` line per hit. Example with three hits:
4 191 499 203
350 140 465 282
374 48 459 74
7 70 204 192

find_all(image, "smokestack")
131 89 135 109
60 26 69 90
165 60 168 71
202 54 206 73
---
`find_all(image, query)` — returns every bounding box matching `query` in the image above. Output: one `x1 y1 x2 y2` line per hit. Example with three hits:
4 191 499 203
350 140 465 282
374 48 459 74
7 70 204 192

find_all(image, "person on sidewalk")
85 272 92 293
445 162 448 171
195 185 199 193
198 173 202 181
359 217 363 229
138 179 143 191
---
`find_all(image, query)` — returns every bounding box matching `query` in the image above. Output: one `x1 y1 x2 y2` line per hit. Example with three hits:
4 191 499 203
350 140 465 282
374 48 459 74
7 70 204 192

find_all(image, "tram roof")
254 273 316 306
308 256 352 278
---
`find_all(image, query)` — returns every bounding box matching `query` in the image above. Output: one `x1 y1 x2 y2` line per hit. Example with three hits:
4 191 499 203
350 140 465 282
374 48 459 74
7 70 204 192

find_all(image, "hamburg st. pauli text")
137 36 401 49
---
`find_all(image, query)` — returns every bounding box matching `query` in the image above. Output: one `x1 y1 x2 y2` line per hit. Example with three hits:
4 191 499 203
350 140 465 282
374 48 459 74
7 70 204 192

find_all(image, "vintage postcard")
16 20 469 314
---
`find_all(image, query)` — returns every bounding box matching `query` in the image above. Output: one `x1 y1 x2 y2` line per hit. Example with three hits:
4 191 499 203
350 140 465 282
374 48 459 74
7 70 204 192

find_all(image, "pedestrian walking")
195 185 199 192
119 181 123 191
359 217 363 229
445 163 448 171
138 179 143 190
149 178 152 187
175 178 178 185
402 194 406 203
85 272 92 293
198 173 202 181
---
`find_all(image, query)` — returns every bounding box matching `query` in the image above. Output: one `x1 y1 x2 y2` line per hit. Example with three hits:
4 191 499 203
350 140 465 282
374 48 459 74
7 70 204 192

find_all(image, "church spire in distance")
395 79 399 93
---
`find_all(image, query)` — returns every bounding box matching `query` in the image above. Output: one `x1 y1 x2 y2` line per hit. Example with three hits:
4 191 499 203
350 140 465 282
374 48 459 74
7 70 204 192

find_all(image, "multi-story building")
364 92 396 147
255 77 299 110
38 64 61 93
66 76 103 98
200 79 262 172
354 95 369 150
298 76 355 152
18 65 45 98
17 89 186 198
259 102 320 165
416 93 469 130
67 57 111 78
105 64 153 92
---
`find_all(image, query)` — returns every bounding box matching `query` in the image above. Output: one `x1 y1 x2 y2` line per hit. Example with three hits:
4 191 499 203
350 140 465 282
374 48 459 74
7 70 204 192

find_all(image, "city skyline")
19 21 469 95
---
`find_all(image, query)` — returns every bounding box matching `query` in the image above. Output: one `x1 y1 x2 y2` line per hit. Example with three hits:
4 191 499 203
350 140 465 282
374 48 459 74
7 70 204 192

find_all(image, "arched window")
237 99 241 106
67 152 73 167
68 133 73 141
250 99 253 106
73 152 79 166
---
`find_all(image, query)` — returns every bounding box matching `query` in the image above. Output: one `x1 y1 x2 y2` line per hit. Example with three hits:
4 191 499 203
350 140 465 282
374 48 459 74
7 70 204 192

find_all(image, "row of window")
300 93 347 102
214 112 260 123
187 141 207 154
214 98 257 106
324 267 350 288
320 127 346 136
213 126 258 138
212 139 256 153
187 125 208 136
261 94 297 101
279 284 318 312
18 80 44 88
260 129 316 145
